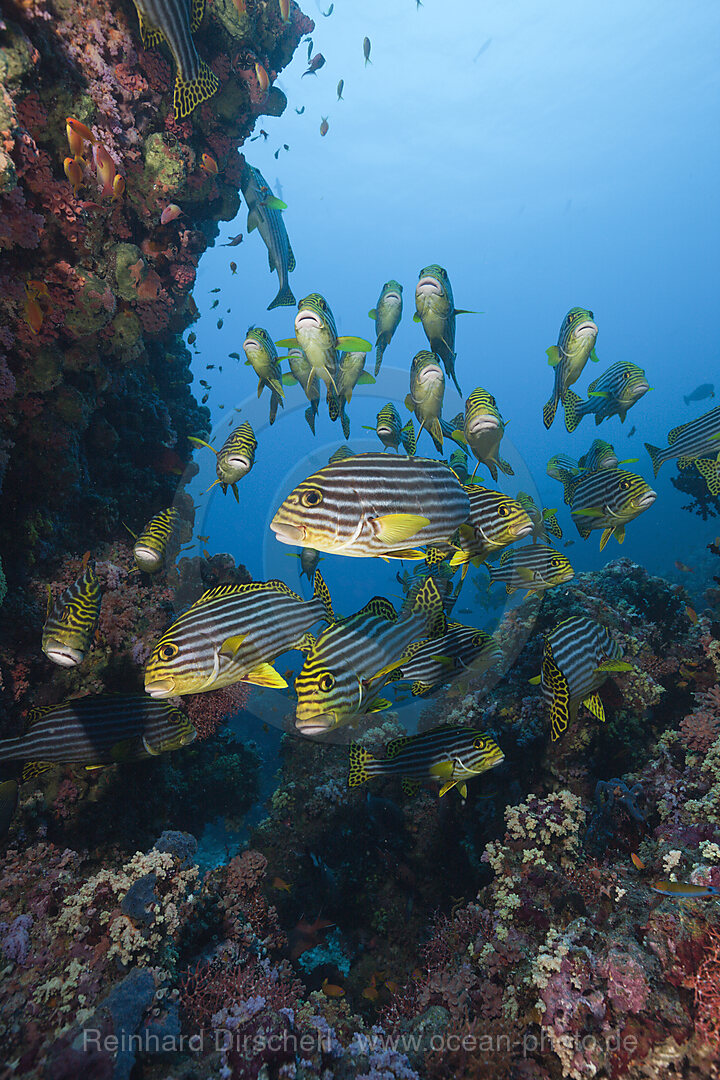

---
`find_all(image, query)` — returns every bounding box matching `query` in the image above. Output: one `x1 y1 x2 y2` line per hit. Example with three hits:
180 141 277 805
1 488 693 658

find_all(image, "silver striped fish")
487 544 574 596
448 486 533 573
270 453 470 559
243 327 284 425
515 492 562 542
42 558 102 667
348 725 504 798
390 623 502 695
294 578 446 734
0 695 195 780
460 387 513 482
369 280 403 376
563 361 650 433
334 351 376 439
362 403 416 454
644 406 720 476
190 425 257 501
131 0 219 118
532 617 630 740
282 347 320 434
543 307 598 429
277 293 371 397
405 350 445 453
145 571 335 696
568 468 656 550
240 164 296 310
414 265 473 395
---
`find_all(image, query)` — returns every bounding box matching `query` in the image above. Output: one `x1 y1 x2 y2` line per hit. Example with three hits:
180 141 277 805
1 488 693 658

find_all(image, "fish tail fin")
429 418 443 453
498 457 514 477
313 570 336 623
304 404 316 435
374 338 387 377
644 442 663 477
696 457 720 496
401 420 416 456
173 59 219 120
348 743 374 786
543 394 558 430
563 390 583 433
340 405 351 441
267 283 296 311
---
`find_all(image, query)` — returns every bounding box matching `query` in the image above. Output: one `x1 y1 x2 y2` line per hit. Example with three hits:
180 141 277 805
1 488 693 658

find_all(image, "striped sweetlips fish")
190 423 257 501
276 293 371 397
369 279 403 376
414 265 474 395
362 403 416 454
283 347 321 434
405 350 446 453
543 307 599 429
0 694 195 781
348 724 504 798
387 622 502 696
563 361 651 433
486 543 574 597
332 351 376 439
243 327 285 426
144 570 335 697
531 616 631 740
568 468 656 550
448 486 533 574
293 577 446 735
133 507 182 573
578 439 621 472
240 164 297 311
130 0 219 119
644 405 720 477
270 452 470 559
516 492 563 541
42 557 101 667
456 387 513 482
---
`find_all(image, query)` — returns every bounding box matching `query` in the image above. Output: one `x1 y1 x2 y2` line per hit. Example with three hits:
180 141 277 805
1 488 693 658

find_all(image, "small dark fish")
217 318 223 329
283 144 289 150
322 3 334 15
211 299 219 309
295 106 305 114
363 36 371 65
627 426 636 437
337 78 344 100
210 288 221 293
230 262 237 274
684 383 715 405
303 53 325 77
207 364 215 369
223 233 244 246
274 148 280 159
320 116 329 137
307 38 313 62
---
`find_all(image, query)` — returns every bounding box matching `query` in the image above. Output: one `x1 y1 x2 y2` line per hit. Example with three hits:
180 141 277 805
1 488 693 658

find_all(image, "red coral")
184 684 249 740
695 925 720 1049
179 957 303 1032
679 683 720 753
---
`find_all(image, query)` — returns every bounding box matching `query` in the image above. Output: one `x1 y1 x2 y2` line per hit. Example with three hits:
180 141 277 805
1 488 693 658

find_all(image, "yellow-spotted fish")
695 454 720 496
455 387 513 482
405 351 446 453
42 558 102 667
132 507 182 573
363 404 416 454
243 327 284 426
294 578 446 735
516 492 563 542
190 423 257 501
276 293 371 398
644 406 720 477
0 695 195 779
563 361 650 433
448 486 533 574
282 347 320 434
543 307 599 429
240 164 296 310
130 0 219 118
568 468 656 550
145 571 335 696
349 725 504 798
369 280 403 376
414 265 473 395
388 623 502 696
270 453 470 559
531 616 631 740
487 544 574 597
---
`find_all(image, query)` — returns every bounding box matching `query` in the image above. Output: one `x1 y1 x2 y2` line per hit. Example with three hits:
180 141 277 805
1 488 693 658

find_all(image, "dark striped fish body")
543 308 598 429
540 617 626 740
568 468 656 550
294 578 446 734
285 293 339 395
370 280 403 375
578 439 619 472
271 453 470 559
328 446 355 464
349 725 504 798
644 406 720 476
695 454 720 496
563 361 650 433
145 570 335 697
0 695 195 777
42 560 102 667
243 327 284 425
449 486 533 573
414 265 464 394
284 347 319 433
405 351 445 452
131 0 219 118
392 624 502 695
448 448 470 483
462 387 513 482
547 453 580 496
487 544 574 596
364 403 414 453
516 492 563 542
216 423 257 488
240 164 296 310
133 507 181 573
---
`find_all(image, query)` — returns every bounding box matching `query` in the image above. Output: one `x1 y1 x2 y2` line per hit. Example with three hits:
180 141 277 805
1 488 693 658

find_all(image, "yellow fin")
336 335 372 352
596 660 632 673
245 663 288 688
546 345 561 367
373 513 430 546
528 674 542 685
22 761 53 781
583 692 606 722
173 60 220 120
219 633 247 658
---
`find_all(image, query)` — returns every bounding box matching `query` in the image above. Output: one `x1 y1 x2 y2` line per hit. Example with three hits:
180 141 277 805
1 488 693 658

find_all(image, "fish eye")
473 737 486 750
620 480 631 490
498 504 510 517
551 557 562 567
319 673 335 692
623 371 630 380
159 643 179 661
301 487 323 507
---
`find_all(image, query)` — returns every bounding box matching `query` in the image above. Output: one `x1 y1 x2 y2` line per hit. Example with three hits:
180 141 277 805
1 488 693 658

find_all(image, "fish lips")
134 545 162 570
270 517 306 544
43 640 84 667
634 490 657 510
416 276 443 297
144 677 177 698
296 310 323 332
295 712 336 735
514 522 534 540
417 364 443 384
467 416 499 437
573 321 598 338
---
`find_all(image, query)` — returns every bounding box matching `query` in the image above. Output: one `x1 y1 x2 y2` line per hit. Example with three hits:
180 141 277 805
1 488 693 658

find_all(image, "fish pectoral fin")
245 663 288 688
367 697 392 712
389 548 426 560
219 633 247 658
528 674 542 685
412 312 421 323
573 507 604 517
368 308 377 320
188 435 218 453
430 654 454 668
546 346 561 367
372 513 430 546
590 346 600 362
453 309 476 315
336 336 372 352
247 208 261 232
357 372 376 385
516 567 534 582
22 761 53 781
596 659 633 672
588 391 609 398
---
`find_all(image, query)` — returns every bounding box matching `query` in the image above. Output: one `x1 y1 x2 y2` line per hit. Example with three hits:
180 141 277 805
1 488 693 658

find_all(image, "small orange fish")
188 332 197 345
322 979 345 998
26 281 49 298
66 117 95 155
631 853 645 870
385 980 399 994
674 561 694 573
95 144 116 197
272 876 292 892
23 290 43 334
230 261 237 274
685 605 698 625
320 116 329 136
112 175 125 200
203 548 211 558
278 0 290 23
362 984 378 1001
255 62 270 93
201 153 218 175
64 156 83 196
161 203 182 225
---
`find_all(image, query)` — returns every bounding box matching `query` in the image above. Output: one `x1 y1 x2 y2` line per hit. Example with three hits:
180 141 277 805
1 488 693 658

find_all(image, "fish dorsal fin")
499 549 513 565
287 241 296 272
386 735 412 758
190 0 206 34
667 421 689 445
27 705 59 725
197 580 301 604
353 596 398 622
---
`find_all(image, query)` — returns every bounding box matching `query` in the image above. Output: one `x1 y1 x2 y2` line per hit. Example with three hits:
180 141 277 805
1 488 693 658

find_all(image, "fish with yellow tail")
145 570 335 697
567 468 656 550
405 350 446 453
454 388 513 482
487 544 574 597
277 293 371 397
243 327 285 425
363 404 416 454
530 616 631 740
130 0 219 118
349 725 504 798
448 486 533 576
42 557 102 667
189 422 257 501
543 307 599 429
282 347 320 434
414 265 474 394
270 453 470 560
369 280 403 376
129 507 182 573
240 164 296 310
294 577 446 735
563 361 651 433
644 405 720 477
388 623 502 696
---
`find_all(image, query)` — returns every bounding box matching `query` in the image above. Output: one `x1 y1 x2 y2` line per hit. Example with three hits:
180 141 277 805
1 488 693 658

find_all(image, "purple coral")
0 914 33 965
